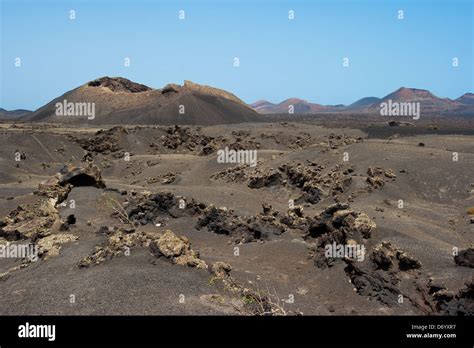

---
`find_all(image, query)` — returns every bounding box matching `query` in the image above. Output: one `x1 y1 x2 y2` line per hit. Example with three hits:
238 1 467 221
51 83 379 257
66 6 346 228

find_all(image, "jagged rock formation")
344 241 431 312
37 163 106 203
149 230 207 269
88 77 152 93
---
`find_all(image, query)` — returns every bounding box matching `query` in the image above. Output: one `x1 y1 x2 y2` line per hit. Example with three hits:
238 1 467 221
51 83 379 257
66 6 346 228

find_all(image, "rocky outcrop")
195 204 287 243
212 161 353 204
210 164 248 183
282 163 353 204
209 261 232 278
433 281 474 315
1 163 105 242
37 163 105 203
161 125 223 155
74 126 126 155
247 169 282 189
37 233 78 260
125 191 205 225
308 203 376 268
366 166 396 189
454 248 474 268
366 166 385 188
88 77 152 93
0 198 60 240
78 227 161 267
161 83 181 94
344 241 430 311
78 228 206 269
149 230 207 269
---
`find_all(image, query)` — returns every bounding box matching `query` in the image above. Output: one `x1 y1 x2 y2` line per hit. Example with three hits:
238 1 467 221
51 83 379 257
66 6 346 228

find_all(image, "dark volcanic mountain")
457 93 474 105
250 100 276 113
25 77 260 125
347 97 381 110
0 108 32 119
250 98 335 114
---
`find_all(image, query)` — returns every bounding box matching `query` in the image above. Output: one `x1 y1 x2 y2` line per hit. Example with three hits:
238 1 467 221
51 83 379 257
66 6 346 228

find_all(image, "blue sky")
1 0 472 110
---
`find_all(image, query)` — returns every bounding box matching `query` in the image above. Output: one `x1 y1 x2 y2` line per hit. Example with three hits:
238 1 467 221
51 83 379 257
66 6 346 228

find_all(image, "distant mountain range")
0 108 32 119
2 81 473 124
251 88 474 115
251 98 343 114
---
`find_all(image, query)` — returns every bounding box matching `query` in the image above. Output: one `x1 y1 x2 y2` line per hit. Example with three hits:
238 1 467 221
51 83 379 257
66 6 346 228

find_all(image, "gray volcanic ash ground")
0 119 473 315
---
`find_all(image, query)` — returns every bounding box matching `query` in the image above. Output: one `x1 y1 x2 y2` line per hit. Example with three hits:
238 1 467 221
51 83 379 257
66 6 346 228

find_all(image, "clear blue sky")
1 0 472 110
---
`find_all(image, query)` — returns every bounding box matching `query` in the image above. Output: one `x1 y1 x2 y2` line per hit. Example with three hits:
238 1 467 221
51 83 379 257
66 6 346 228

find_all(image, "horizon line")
1 76 473 112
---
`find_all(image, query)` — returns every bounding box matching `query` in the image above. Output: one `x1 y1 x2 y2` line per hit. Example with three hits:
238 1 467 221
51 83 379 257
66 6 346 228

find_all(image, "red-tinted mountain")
376 87 461 112
251 87 474 116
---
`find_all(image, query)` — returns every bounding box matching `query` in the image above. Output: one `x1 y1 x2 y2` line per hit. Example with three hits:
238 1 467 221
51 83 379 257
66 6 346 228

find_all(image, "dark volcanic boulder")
88 77 152 93
454 248 474 268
